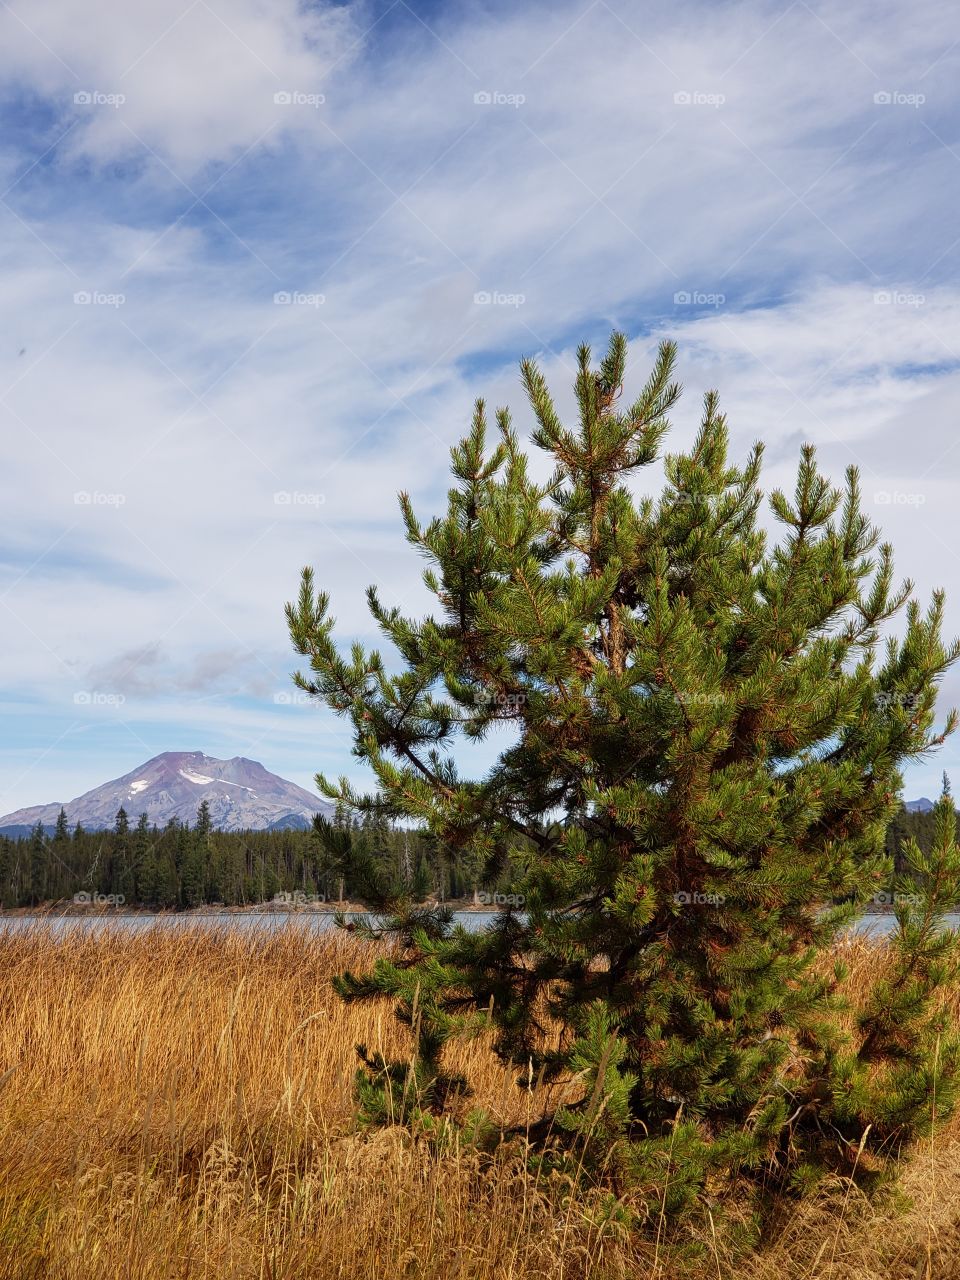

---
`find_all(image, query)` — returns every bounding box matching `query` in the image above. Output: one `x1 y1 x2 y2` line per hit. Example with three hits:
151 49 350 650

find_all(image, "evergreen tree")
46 807 71 901
137 847 159 906
411 854 432 902
0 838 9 908
130 813 151 900
53 807 69 845
176 818 204 909
194 801 215 898
313 817 354 904
108 806 130 900
156 848 180 909
28 820 46 905
196 799 211 842
287 332 960 1215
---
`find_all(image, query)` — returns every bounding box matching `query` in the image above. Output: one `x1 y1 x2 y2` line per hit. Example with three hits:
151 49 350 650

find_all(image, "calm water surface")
0 911 504 935
2 911 957 937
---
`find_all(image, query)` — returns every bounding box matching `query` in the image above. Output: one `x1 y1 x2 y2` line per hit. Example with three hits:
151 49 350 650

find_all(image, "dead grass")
0 922 957 1278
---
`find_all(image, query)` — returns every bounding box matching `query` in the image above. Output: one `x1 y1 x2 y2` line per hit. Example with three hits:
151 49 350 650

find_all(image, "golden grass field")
1 922 959 1279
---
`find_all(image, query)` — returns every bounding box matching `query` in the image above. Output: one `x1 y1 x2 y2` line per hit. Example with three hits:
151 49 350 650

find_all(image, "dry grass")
0 922 958 1279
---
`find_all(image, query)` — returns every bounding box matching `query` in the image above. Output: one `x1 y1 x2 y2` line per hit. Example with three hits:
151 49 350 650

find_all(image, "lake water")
1 911 957 937
0 910 505 935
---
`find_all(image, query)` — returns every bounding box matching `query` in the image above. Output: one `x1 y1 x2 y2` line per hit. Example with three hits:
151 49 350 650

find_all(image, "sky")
1 0 960 813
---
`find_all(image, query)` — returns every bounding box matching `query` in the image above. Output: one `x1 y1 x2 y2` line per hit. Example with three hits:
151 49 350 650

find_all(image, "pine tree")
138 850 160 907
411 854 432 902
156 849 179 909
313 817 353 904
53 807 69 845
0 838 10 908
28 820 46 906
47 807 71 901
176 816 205 909
196 799 212 842
131 812 151 901
195 801 214 899
108 806 130 901
285 331 958 1213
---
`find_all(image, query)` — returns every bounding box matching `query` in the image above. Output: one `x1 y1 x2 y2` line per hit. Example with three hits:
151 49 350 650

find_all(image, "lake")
0 910 504 935
0 911 955 937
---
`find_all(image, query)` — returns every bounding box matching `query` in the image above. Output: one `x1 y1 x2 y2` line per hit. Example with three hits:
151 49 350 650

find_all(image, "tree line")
0 799 940 911
0 801 502 910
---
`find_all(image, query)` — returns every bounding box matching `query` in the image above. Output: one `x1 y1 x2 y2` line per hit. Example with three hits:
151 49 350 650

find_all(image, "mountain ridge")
0 752 332 834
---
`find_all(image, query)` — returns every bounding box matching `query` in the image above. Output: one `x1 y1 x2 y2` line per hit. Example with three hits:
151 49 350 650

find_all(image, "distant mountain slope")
0 752 333 834
905 797 935 813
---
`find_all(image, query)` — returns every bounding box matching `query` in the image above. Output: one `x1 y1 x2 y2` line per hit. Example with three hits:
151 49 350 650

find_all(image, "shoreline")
0 897 495 918
0 900 926 919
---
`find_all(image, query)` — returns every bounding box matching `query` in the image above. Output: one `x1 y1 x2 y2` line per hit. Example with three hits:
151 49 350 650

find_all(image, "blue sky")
2 0 960 812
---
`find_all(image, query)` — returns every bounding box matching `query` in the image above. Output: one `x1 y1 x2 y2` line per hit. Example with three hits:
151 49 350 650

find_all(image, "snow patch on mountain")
180 768 214 785
178 768 256 794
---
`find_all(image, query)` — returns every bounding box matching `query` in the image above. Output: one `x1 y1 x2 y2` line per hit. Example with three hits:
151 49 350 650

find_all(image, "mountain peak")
905 797 935 813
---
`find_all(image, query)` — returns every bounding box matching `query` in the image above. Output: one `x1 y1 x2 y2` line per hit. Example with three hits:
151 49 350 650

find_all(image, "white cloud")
0 0 357 171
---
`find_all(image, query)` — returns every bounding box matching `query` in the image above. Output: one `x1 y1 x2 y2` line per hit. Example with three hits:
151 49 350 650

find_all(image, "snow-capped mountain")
0 752 333 834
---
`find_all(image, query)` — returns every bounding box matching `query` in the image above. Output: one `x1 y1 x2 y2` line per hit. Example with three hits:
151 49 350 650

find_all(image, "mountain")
0 752 333 834
905 797 935 813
